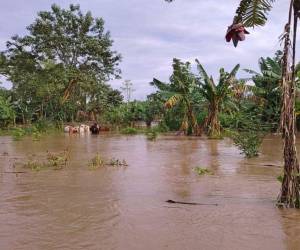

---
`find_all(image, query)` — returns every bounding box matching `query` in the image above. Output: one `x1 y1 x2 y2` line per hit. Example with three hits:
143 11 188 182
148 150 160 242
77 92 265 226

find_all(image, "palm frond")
195 59 210 82
234 0 275 27
244 69 260 75
151 78 171 91
228 64 240 78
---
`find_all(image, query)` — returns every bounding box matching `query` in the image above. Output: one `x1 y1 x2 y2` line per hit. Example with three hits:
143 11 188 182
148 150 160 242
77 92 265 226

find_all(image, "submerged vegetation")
88 154 128 170
232 132 264 158
23 150 69 171
194 167 213 176
88 154 105 170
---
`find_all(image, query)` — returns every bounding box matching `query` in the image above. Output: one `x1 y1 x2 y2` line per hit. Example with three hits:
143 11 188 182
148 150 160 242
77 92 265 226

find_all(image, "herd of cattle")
64 123 108 134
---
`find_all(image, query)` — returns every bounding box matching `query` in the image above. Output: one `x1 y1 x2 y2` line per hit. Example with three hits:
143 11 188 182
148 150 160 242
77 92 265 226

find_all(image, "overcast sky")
0 0 288 100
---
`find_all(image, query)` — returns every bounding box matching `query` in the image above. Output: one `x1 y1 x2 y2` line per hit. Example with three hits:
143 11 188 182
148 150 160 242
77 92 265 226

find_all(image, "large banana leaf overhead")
226 0 275 47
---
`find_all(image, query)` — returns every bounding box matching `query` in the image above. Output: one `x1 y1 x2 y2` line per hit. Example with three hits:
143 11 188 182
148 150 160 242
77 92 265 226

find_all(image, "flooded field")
1 133 300 250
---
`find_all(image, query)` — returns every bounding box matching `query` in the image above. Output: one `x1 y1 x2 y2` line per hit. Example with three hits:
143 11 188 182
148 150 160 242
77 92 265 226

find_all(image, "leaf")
234 0 275 27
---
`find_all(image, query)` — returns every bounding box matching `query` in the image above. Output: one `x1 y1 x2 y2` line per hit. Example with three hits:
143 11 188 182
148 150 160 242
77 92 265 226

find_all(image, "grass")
0 121 62 141
23 160 46 171
12 128 26 141
88 154 105 170
46 150 69 170
23 150 69 171
88 154 128 170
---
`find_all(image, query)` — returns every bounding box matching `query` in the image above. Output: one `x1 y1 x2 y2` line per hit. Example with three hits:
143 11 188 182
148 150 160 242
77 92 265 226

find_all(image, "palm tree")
196 60 240 137
229 0 300 208
151 59 201 135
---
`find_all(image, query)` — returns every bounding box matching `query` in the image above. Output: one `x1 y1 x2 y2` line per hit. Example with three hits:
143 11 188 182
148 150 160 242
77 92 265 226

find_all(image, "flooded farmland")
1 134 300 250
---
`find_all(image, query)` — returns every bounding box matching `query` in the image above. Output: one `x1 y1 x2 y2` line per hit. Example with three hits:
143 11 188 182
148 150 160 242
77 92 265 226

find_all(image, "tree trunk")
278 0 300 208
187 104 201 136
204 102 220 137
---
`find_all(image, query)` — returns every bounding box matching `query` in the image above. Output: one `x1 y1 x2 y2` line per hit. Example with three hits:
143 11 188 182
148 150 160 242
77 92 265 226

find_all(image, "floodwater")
1 133 300 250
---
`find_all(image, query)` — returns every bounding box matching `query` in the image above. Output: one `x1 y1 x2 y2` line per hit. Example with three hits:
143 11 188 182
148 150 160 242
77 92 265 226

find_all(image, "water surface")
0 133 300 250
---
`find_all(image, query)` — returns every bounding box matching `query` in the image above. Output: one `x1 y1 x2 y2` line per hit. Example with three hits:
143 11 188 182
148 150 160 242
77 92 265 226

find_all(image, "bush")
156 121 169 133
12 128 26 141
232 131 264 158
120 127 138 135
0 96 15 128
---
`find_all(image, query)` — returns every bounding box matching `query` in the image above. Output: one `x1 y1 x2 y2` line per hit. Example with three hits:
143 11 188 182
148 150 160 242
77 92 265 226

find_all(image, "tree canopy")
0 4 122 123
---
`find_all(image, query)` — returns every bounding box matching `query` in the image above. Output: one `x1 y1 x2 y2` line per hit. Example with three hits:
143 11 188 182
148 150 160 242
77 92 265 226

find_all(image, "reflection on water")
0 133 300 249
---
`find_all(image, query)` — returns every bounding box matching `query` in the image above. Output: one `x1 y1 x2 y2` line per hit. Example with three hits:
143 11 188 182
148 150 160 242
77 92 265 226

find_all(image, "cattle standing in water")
90 123 100 134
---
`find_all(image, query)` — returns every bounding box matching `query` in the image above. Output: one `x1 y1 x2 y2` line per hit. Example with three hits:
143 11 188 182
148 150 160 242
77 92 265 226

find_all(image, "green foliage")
232 131 264 158
277 174 284 183
194 167 213 176
121 127 138 135
1 4 121 124
196 59 240 137
245 53 282 130
234 0 275 27
156 121 170 133
12 128 26 141
151 58 201 135
0 96 15 128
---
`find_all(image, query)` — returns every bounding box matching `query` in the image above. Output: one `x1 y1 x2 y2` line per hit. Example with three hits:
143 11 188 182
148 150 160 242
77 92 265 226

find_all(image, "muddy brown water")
1 133 300 250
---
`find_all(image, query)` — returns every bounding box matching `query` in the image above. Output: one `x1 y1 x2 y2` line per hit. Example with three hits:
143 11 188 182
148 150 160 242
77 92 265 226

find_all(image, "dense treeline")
0 4 296 139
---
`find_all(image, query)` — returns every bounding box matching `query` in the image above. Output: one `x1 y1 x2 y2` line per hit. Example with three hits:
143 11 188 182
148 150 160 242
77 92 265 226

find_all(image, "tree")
151 58 201 135
165 0 300 208
196 60 240 137
230 0 300 209
245 52 282 129
0 4 121 123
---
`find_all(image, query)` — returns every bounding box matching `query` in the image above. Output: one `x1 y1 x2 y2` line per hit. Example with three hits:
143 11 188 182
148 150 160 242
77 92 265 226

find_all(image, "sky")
0 0 288 100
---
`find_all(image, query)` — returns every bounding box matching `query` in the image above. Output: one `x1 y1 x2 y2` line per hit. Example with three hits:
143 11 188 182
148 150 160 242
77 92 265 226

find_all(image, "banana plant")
151 59 201 135
196 59 240 137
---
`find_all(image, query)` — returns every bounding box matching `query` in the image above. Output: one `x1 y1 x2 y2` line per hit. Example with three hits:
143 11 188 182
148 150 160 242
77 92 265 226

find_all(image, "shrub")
0 96 15 128
12 128 26 141
121 127 138 135
232 131 264 158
